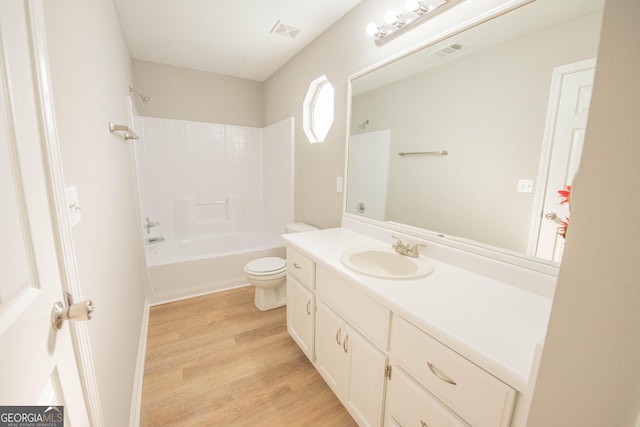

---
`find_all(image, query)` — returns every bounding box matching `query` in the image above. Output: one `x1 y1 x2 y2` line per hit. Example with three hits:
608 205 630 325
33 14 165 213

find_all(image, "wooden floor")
140 286 357 426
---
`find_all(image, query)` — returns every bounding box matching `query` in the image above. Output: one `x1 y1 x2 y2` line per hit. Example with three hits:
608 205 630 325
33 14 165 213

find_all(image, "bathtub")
146 231 285 303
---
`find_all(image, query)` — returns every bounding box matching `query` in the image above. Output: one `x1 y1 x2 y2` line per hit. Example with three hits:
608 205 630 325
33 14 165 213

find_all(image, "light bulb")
404 0 419 12
365 22 380 36
405 0 427 14
384 10 399 25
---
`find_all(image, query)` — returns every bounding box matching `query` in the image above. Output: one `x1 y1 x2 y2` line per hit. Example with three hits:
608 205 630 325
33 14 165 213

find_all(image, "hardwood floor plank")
141 286 357 426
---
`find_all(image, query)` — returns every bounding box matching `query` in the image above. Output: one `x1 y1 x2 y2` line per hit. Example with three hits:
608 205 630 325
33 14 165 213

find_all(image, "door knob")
544 211 564 225
51 291 95 330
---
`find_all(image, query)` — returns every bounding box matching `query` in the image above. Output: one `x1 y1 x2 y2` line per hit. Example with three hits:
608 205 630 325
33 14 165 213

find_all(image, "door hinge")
385 364 392 380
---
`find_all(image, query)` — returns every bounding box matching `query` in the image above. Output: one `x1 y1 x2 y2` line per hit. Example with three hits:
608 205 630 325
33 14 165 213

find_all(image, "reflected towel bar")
109 122 139 141
196 199 228 206
398 150 448 157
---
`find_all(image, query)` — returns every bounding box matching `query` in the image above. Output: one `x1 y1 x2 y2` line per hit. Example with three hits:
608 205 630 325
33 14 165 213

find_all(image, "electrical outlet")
517 179 534 193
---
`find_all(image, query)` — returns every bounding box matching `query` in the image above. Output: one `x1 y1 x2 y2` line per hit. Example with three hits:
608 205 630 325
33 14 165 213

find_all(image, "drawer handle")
427 362 457 386
306 300 311 315
336 328 342 345
293 262 302 269
343 334 349 353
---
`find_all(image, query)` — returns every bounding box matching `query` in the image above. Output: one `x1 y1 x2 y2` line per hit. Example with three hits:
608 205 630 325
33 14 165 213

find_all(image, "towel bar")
109 122 139 141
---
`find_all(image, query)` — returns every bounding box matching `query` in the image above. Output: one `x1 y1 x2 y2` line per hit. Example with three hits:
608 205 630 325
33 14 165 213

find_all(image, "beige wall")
263 0 519 229
528 0 640 424
132 60 263 127
43 0 146 425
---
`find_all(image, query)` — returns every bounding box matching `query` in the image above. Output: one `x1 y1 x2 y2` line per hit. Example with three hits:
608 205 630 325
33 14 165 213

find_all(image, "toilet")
244 223 318 311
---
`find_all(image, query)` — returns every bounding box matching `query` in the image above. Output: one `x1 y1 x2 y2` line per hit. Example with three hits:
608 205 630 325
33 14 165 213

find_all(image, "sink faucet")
144 217 160 234
392 236 425 258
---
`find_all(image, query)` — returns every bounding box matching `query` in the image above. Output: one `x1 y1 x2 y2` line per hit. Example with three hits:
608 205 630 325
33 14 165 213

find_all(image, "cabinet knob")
421 420 429 427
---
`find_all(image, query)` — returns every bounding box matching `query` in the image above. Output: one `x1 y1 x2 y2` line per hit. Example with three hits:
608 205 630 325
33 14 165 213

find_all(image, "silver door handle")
51 291 95 330
544 211 564 225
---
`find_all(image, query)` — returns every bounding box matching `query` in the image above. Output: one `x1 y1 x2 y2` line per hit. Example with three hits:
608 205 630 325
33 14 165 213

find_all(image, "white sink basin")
340 248 434 280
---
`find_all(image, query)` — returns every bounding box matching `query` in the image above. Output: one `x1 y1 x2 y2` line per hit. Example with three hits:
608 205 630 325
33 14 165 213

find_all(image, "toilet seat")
244 257 286 276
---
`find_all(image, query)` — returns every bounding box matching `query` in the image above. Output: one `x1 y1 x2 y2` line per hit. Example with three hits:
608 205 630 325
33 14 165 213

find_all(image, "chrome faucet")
392 236 425 258
144 217 160 234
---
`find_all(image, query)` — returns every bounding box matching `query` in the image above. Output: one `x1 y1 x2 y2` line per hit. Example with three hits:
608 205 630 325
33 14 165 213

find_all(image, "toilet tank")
285 222 318 233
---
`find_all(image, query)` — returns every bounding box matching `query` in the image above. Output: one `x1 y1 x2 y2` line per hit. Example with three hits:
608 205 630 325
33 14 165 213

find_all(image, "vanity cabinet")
286 247 316 361
314 266 390 427
389 316 516 427
286 274 315 361
386 367 469 427
285 243 522 427
315 300 387 427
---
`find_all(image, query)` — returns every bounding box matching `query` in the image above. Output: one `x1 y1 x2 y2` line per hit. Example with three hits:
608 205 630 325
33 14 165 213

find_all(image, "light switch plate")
336 177 343 193
64 185 82 228
517 179 534 193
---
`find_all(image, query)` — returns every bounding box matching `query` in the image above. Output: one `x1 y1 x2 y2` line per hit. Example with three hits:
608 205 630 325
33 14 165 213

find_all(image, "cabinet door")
286 274 315 361
315 301 349 397
347 329 387 427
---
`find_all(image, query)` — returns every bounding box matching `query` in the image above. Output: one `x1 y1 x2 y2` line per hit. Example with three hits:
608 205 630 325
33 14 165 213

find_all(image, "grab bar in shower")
195 199 228 206
398 150 448 157
109 122 139 141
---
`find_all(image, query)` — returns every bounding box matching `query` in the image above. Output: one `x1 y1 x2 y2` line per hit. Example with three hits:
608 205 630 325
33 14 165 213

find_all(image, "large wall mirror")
346 0 604 266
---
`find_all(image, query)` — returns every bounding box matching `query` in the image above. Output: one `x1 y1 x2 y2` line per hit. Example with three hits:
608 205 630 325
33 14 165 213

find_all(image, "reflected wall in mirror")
347 0 604 264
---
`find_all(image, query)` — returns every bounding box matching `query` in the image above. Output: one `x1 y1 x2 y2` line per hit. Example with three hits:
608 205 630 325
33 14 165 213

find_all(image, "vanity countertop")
283 227 553 393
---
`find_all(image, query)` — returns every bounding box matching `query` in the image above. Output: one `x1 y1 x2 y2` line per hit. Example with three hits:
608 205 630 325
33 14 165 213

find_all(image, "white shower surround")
136 116 294 238
135 116 294 302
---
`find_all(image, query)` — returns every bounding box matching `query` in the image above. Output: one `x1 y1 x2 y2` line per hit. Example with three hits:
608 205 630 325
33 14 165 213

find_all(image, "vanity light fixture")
384 10 405 27
366 0 466 46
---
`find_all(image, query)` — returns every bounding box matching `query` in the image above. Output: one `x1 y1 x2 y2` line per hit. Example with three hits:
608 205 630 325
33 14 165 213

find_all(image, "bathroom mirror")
346 0 603 265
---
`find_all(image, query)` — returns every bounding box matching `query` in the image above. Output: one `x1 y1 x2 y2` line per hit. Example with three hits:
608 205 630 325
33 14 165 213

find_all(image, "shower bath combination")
129 86 151 103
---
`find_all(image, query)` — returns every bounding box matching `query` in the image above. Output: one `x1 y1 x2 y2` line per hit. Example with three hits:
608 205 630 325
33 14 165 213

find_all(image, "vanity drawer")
286 247 315 290
316 266 390 350
386 367 469 427
391 317 516 427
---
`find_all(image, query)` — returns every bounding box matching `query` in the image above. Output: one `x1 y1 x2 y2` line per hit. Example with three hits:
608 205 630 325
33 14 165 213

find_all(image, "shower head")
129 86 151 103
358 120 369 130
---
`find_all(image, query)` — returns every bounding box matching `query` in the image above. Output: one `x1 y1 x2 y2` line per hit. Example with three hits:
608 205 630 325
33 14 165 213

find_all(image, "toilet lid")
245 257 286 275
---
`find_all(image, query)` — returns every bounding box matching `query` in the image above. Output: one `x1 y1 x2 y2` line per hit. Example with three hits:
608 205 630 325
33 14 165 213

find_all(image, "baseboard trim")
147 283 251 307
129 299 150 427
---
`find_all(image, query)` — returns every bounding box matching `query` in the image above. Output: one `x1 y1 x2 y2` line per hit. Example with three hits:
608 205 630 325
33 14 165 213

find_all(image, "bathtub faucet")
144 217 160 234
146 235 165 244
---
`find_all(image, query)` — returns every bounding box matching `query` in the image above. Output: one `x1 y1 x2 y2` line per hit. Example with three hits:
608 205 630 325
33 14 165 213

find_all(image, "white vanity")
283 221 555 427
282 0 601 423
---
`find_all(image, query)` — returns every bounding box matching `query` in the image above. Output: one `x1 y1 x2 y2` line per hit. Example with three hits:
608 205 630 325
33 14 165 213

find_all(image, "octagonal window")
303 75 334 143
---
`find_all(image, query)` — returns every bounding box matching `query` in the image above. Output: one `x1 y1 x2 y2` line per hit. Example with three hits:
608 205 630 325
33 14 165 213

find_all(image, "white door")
533 59 596 262
0 0 90 424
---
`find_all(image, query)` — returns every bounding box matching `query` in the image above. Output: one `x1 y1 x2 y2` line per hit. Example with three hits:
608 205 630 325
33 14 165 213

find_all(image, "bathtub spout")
146 235 165 244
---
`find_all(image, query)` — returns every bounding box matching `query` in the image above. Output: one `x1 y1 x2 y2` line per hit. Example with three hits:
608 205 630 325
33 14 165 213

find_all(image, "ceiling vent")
270 20 301 39
432 43 463 58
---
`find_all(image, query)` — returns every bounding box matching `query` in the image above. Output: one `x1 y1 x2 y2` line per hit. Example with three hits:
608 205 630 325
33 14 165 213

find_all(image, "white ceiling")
114 0 362 82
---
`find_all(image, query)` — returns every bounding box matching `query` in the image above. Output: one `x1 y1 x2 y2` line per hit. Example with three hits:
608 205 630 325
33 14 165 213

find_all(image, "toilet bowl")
244 223 318 311
244 257 287 311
